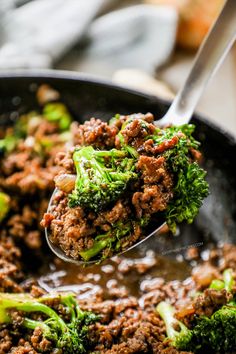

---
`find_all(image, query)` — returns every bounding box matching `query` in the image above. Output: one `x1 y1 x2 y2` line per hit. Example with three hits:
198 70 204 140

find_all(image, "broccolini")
157 301 236 353
157 268 236 353
0 292 98 354
69 120 209 231
69 146 138 212
151 124 209 232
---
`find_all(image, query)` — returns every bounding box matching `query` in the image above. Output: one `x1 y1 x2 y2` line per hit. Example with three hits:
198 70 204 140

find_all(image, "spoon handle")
160 0 236 126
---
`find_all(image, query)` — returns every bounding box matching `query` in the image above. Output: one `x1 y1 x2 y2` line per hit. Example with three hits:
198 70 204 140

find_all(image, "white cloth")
0 2 177 74
82 5 177 76
0 0 111 69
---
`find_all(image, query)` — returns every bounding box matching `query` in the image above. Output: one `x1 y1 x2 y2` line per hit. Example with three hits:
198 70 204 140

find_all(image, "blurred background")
0 0 235 136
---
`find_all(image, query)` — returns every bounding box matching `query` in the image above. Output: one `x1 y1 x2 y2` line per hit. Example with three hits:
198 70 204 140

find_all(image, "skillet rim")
0 69 235 145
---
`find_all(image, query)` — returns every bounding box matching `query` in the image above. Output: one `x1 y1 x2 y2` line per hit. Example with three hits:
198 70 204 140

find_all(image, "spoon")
45 0 236 264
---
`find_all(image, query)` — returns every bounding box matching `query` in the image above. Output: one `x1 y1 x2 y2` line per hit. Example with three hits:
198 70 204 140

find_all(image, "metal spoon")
45 0 236 264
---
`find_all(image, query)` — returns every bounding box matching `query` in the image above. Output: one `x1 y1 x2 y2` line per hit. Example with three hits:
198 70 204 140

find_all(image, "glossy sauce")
37 248 191 300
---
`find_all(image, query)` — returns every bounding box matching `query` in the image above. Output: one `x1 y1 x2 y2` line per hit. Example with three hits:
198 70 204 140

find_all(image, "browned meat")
45 113 195 260
0 85 232 354
72 118 118 149
0 329 13 354
9 342 39 354
193 288 233 317
0 233 23 293
132 185 172 218
115 116 156 150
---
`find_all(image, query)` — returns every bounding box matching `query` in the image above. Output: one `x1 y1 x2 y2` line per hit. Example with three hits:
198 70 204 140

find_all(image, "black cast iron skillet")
0 71 236 257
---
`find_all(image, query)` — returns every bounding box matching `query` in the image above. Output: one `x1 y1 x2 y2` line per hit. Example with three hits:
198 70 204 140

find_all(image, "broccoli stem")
210 279 225 290
23 318 58 342
78 220 134 262
157 279 236 353
0 294 67 332
157 301 189 342
210 268 234 292
79 238 110 261
0 292 98 354
223 268 234 292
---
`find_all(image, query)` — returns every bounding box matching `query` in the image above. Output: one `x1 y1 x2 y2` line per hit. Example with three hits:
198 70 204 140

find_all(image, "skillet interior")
0 72 236 273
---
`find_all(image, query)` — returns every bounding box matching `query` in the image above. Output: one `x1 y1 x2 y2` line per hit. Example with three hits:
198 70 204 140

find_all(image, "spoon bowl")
45 0 236 265
45 188 167 265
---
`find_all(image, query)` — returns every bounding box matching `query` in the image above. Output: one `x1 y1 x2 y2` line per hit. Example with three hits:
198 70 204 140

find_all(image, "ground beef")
0 329 13 353
132 185 172 218
0 232 23 293
45 113 203 261
0 122 62 196
81 295 190 353
193 288 233 317
0 86 234 354
9 341 39 354
72 118 118 149
114 113 156 150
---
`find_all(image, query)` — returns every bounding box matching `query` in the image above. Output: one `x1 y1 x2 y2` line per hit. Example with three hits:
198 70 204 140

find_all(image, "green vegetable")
209 279 225 290
14 112 39 138
210 268 234 292
157 301 236 353
78 219 141 262
0 102 71 156
43 103 72 131
0 292 98 354
0 135 18 154
156 124 209 232
156 301 192 350
223 268 234 292
166 162 209 232
69 146 138 212
79 238 110 262
109 113 120 126
118 120 209 232
68 118 209 262
0 192 10 222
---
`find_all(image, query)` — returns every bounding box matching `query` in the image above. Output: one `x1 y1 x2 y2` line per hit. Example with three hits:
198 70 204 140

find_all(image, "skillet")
0 70 236 263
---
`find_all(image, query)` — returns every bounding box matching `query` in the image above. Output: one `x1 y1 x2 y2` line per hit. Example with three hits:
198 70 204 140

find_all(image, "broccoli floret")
157 299 236 353
0 135 18 154
43 102 72 131
0 192 10 222
66 118 208 246
69 146 138 212
0 292 98 354
0 102 71 156
117 119 209 232
166 162 209 232
78 219 142 262
153 124 209 232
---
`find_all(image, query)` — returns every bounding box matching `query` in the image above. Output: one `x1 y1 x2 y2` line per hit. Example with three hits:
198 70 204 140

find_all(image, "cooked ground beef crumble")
0 85 235 353
42 112 206 262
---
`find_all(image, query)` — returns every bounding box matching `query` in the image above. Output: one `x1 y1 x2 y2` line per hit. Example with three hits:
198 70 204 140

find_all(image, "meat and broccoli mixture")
42 107 209 262
1 85 236 353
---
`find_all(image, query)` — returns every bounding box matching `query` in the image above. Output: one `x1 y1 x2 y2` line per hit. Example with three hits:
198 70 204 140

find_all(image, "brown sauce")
37 248 191 299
